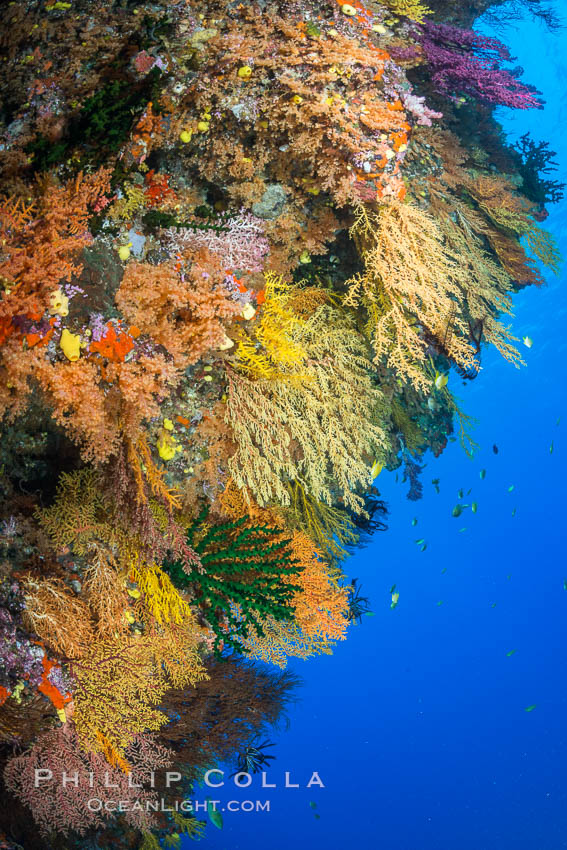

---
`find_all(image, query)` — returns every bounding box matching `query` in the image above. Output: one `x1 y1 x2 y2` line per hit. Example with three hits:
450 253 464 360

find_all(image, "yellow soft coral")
345 202 477 393
129 561 193 625
383 0 433 22
235 273 309 380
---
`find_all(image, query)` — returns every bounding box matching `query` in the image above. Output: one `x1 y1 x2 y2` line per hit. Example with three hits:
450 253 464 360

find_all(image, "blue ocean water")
189 7 567 848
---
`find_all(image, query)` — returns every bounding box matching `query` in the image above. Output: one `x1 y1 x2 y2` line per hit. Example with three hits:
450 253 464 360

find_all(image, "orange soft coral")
115 254 240 367
0 170 111 327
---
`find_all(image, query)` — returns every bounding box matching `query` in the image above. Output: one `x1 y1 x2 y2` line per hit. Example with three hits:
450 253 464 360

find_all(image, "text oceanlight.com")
86 798 271 814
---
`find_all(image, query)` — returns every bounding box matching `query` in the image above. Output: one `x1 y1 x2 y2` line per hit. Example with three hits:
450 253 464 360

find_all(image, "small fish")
452 504 463 518
390 584 397 594
471 502 478 514
309 801 317 809
524 705 537 713
459 527 467 533
415 538 425 545
441 567 448 574
507 574 512 580
432 478 440 494
371 459 383 478
390 592 400 610
411 517 418 526
511 508 516 517
458 488 464 499
364 611 376 617
420 544 427 552
466 488 472 495
206 799 223 830
550 441 554 455
491 602 497 608
556 417 561 426
508 485 515 492
480 469 486 480
436 600 444 606
395 473 399 483
314 814 321 820
522 335 533 348
493 444 499 455
563 579 567 591
506 649 516 657
434 371 449 390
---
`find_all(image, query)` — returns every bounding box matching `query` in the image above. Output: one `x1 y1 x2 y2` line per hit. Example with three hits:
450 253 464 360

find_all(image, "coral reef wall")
0 0 561 846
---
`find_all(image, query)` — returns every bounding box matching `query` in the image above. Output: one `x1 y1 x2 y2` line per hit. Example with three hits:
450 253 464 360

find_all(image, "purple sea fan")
166 211 269 272
4 726 174 836
0 581 44 690
418 21 543 109
389 43 423 64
